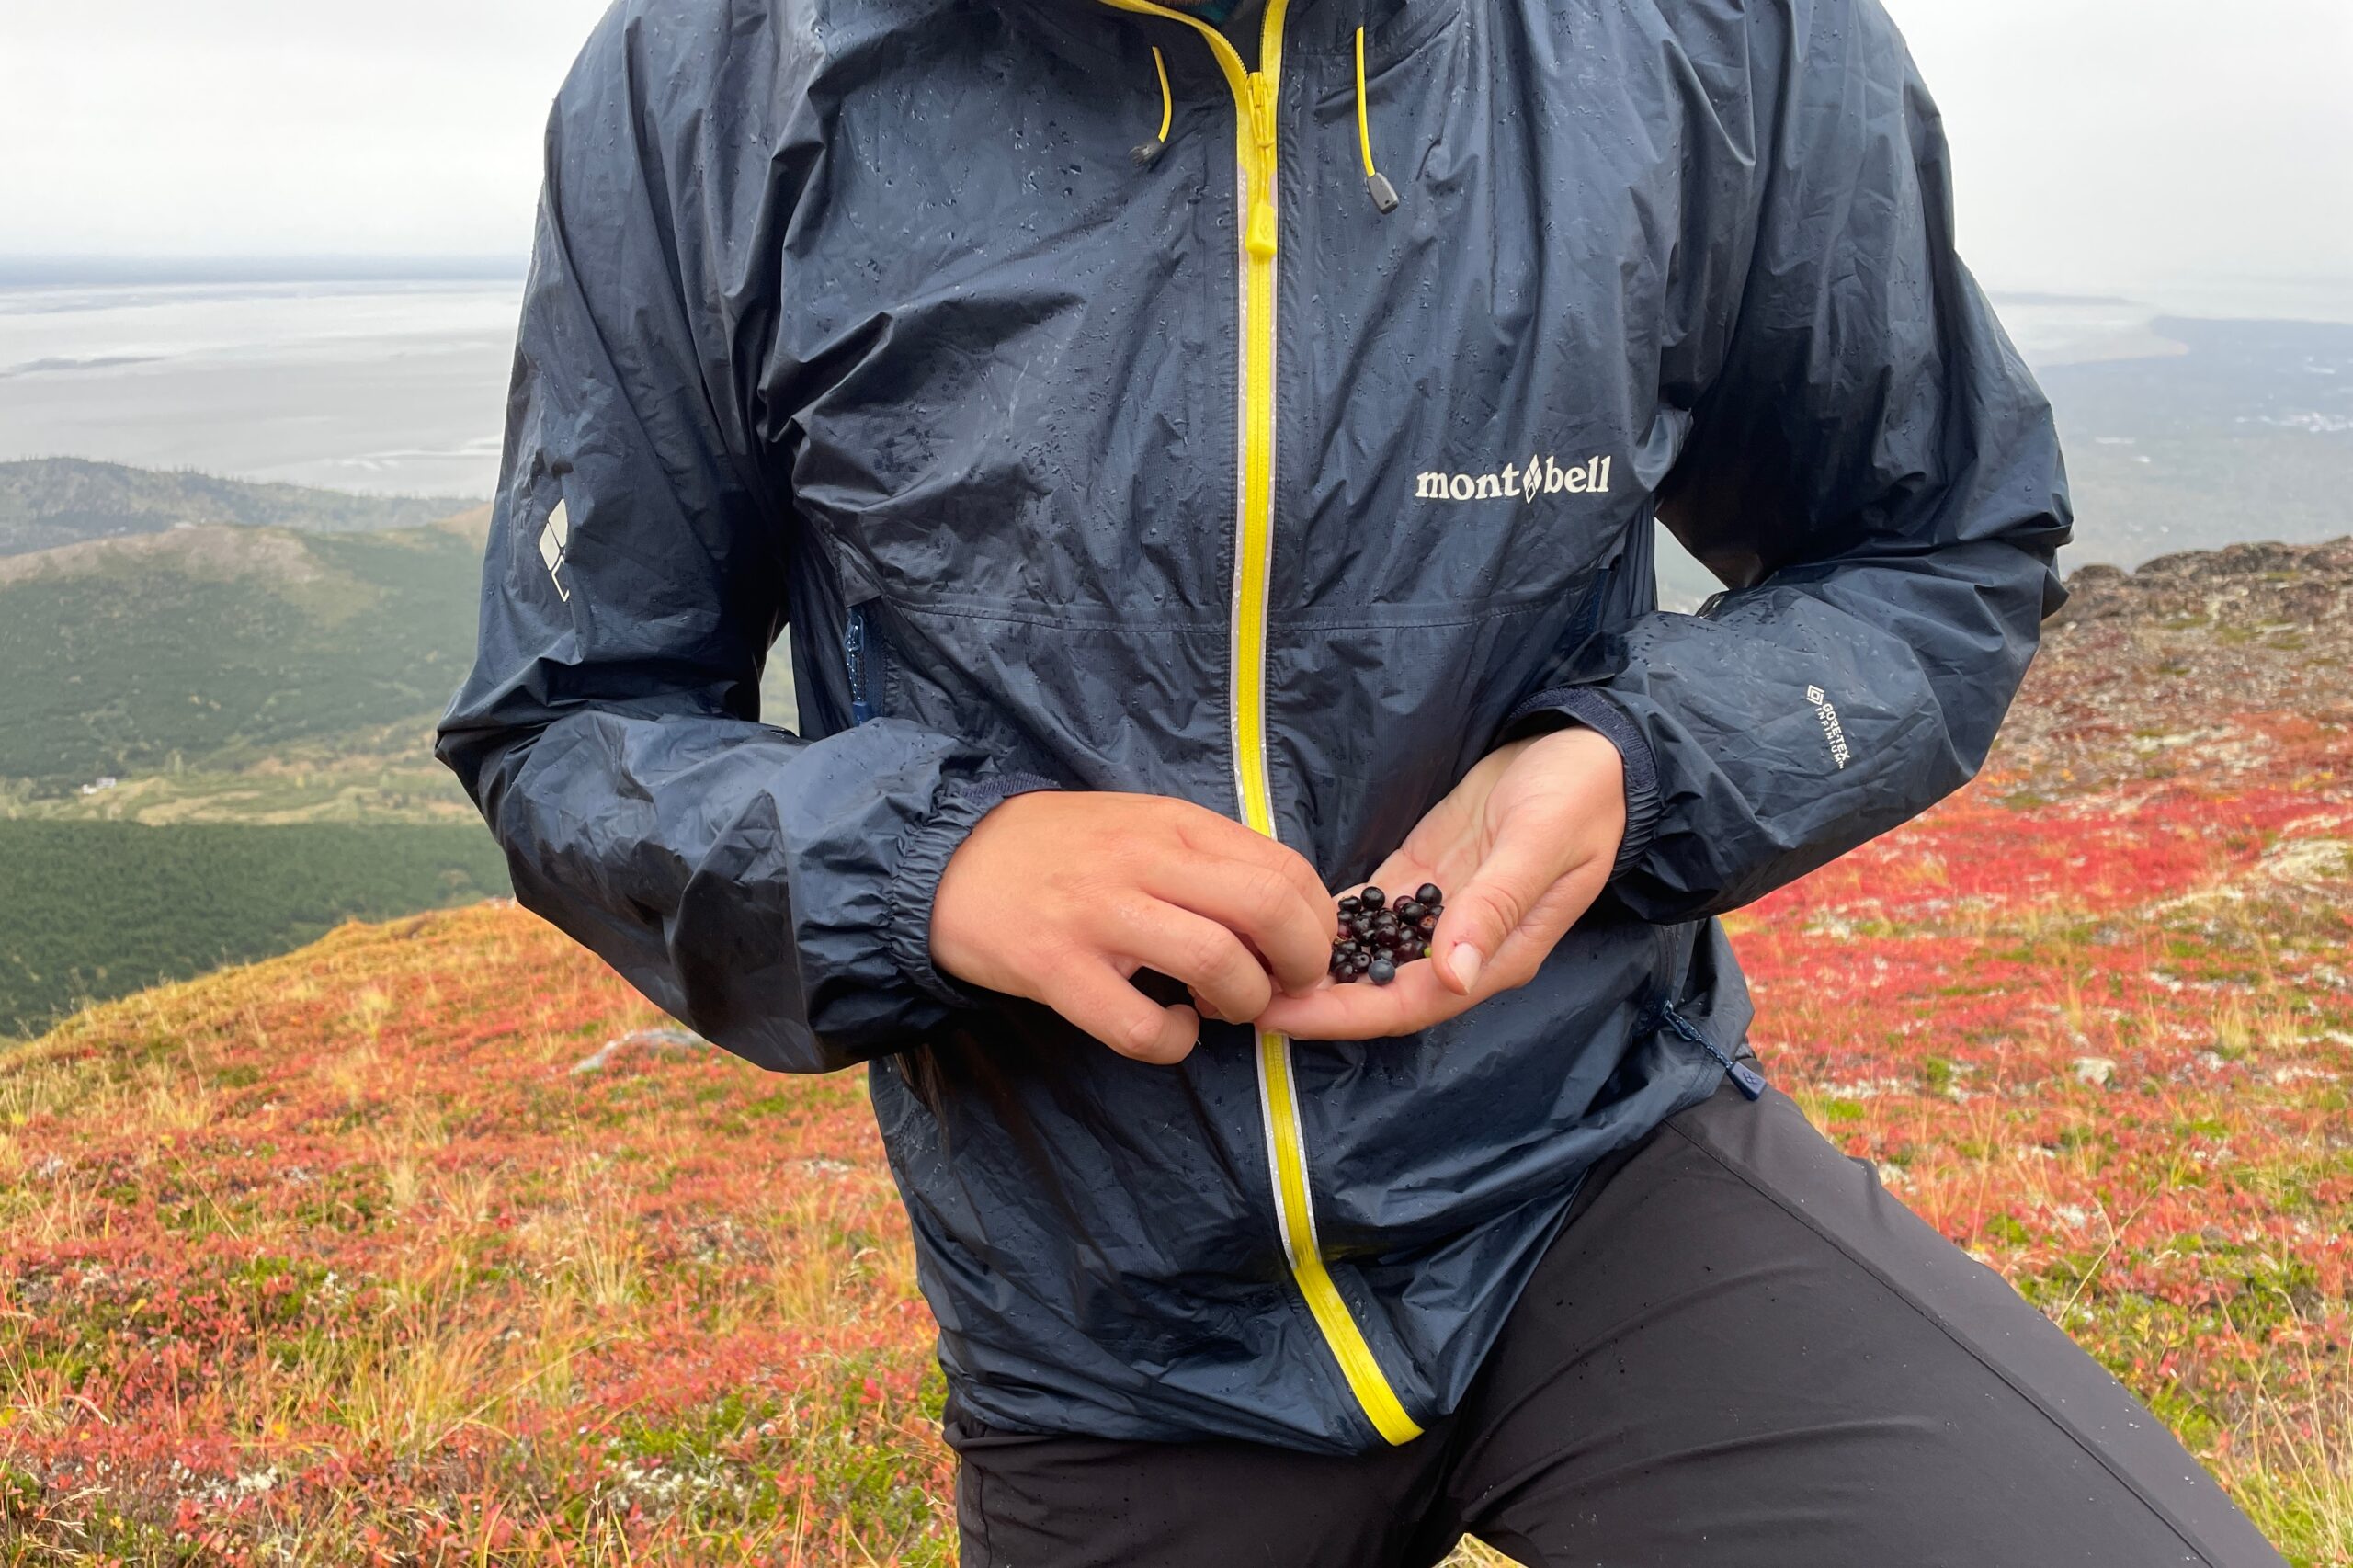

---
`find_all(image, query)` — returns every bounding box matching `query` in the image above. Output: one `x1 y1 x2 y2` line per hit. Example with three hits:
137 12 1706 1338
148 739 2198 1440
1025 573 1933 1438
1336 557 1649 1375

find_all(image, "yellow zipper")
1093 0 1423 1448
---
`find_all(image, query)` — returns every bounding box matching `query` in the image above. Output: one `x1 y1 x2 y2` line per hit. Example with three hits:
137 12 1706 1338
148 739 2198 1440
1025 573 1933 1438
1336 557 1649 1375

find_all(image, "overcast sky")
3 0 2348 313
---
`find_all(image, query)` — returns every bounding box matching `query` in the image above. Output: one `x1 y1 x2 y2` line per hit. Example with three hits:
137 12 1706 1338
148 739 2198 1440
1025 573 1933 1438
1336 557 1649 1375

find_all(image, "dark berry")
1337 894 1362 916
1394 900 1422 923
1416 914 1437 936
1359 886 1385 911
1415 883 1442 907
1368 958 1397 985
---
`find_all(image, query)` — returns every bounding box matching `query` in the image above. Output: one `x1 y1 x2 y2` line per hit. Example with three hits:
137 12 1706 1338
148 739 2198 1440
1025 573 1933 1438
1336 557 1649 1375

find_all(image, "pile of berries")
1329 882 1444 985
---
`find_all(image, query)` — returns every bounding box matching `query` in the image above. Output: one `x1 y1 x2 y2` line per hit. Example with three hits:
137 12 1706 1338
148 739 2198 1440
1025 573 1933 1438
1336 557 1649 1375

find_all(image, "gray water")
0 278 519 497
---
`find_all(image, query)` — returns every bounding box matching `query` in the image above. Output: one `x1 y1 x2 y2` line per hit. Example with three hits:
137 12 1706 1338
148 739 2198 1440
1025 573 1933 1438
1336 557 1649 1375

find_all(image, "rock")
2073 1056 2118 1088
572 1026 710 1074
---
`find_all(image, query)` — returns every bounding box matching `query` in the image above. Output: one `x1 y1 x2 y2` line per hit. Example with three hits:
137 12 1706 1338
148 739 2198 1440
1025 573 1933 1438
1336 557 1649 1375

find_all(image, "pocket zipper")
1573 552 1620 646
845 606 876 725
1660 1000 1766 1100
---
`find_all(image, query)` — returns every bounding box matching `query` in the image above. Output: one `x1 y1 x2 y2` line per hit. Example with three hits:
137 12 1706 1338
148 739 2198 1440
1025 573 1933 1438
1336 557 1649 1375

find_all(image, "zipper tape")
845 606 875 725
1258 1028 1426 1444
1661 1001 1767 1100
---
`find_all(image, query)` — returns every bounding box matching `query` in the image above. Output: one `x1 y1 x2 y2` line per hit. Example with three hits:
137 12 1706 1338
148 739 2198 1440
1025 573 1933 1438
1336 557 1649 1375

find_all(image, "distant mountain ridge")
0 456 484 557
0 517 486 790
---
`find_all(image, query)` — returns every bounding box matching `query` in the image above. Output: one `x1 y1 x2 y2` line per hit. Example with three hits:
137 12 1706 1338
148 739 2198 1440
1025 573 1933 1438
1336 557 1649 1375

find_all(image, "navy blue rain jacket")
439 0 2070 1452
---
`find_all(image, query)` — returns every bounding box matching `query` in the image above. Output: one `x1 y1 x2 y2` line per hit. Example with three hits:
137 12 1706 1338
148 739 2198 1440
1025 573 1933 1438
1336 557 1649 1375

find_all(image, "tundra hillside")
3 540 2348 1566
0 467 506 1039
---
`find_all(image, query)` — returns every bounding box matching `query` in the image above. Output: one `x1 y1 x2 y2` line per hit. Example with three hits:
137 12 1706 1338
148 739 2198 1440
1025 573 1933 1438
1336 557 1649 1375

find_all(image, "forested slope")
0 520 483 790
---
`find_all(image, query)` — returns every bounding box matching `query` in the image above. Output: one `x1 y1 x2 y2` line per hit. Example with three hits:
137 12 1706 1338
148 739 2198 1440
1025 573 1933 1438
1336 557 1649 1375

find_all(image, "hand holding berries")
1257 726 1628 1040
933 791 1339 1063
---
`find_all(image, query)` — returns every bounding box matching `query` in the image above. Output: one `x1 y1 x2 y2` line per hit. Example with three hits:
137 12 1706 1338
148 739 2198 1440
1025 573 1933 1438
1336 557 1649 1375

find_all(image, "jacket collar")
1007 0 1461 77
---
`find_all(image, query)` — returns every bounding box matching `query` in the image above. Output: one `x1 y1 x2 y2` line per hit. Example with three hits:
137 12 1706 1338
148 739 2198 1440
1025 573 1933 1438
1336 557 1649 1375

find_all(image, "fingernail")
1449 944 1483 990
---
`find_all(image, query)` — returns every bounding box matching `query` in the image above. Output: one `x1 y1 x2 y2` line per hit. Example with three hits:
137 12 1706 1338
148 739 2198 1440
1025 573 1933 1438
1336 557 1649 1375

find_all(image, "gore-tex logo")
1415 453 1613 503
1806 685 1852 769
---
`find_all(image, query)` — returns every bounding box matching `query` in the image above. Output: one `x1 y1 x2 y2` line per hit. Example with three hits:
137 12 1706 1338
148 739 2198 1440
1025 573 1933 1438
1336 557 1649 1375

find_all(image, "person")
437 0 2287 1559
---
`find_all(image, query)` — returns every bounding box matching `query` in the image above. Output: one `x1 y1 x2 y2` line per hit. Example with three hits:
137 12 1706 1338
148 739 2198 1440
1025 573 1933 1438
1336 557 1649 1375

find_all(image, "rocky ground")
2003 535 2353 794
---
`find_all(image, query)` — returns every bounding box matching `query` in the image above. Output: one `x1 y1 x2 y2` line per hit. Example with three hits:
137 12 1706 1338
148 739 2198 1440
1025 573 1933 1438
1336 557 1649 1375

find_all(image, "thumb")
1429 829 1560 996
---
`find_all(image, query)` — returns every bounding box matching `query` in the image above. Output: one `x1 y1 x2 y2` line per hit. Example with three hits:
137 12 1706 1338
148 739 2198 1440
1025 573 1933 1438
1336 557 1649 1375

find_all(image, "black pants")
948 1085 2286 1567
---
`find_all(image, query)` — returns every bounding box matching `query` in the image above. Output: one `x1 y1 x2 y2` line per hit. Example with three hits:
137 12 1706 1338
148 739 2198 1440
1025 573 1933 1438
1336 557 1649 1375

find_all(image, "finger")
1165 807 1338 942
1256 960 1474 1040
1461 883 1593 994
1143 855 1335 994
1042 958 1201 1064
1106 899 1277 1025
1429 816 1583 996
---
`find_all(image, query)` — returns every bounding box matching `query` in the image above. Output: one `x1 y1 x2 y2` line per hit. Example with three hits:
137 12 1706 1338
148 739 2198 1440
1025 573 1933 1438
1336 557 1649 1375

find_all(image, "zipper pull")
1247 195 1279 258
845 608 874 725
1245 74 1279 258
1661 1003 1766 1100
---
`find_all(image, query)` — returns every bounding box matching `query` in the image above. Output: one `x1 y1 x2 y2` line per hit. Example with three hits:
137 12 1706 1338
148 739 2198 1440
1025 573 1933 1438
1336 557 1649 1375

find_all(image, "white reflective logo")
1806 685 1851 769
538 498 572 601
1415 453 1612 503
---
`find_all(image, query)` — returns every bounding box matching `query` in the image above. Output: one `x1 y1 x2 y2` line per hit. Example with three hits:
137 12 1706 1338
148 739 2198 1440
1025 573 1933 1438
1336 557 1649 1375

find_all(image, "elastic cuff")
1501 686 1663 878
882 772 1063 1007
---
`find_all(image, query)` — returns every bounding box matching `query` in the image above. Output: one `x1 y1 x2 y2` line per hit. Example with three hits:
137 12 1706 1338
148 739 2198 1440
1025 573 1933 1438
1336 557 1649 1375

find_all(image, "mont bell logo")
1416 452 1613 504
537 498 572 601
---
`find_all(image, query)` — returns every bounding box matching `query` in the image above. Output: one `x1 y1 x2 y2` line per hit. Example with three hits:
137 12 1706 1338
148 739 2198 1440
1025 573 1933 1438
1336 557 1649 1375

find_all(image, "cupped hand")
931 791 1339 1064
1257 725 1627 1040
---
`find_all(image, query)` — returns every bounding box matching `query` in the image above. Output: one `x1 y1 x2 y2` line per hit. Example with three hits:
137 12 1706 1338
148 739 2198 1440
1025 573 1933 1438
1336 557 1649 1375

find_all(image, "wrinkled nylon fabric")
438 0 2070 1453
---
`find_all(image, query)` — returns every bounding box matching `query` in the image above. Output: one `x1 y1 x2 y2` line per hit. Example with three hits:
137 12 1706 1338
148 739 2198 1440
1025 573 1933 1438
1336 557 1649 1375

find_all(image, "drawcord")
1130 30 1401 214
1353 27 1399 213
1132 46 1175 165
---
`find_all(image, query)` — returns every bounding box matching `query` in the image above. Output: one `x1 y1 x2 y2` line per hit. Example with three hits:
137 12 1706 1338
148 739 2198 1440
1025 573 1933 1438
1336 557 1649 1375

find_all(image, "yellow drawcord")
1154 46 1174 142
1133 45 1175 165
1354 27 1399 212
1128 25 1397 215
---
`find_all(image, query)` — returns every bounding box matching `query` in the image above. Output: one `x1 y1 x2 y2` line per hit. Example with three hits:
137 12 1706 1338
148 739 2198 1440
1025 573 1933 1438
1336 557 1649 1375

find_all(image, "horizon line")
0 255 529 287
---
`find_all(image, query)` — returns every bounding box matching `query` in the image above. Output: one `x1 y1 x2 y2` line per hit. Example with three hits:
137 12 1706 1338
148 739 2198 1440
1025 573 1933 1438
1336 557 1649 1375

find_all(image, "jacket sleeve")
435 6 1051 1073
1509 0 2071 920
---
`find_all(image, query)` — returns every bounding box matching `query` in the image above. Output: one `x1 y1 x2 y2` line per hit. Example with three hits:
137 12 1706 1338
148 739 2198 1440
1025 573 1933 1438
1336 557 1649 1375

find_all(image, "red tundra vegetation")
4 540 2350 1565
